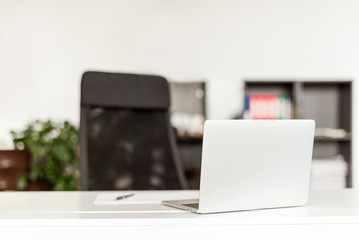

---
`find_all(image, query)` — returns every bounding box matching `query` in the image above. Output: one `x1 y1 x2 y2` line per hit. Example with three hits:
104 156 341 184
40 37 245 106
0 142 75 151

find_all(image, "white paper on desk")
94 191 199 205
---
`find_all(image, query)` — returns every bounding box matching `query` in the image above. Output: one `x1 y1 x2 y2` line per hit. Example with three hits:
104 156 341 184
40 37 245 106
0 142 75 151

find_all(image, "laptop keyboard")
182 203 199 209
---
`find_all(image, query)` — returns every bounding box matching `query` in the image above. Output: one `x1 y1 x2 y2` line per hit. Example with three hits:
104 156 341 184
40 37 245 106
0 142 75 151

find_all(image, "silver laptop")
163 119 315 213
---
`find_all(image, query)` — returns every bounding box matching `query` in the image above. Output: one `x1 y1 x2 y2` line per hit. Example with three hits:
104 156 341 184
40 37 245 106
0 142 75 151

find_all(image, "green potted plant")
11 120 79 190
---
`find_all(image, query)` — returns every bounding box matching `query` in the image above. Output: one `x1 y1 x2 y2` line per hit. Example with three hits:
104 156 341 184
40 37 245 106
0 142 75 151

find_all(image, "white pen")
115 193 135 201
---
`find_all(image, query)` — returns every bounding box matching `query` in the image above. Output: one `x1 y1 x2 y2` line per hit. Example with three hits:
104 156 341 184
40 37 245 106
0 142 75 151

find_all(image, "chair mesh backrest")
80 72 187 190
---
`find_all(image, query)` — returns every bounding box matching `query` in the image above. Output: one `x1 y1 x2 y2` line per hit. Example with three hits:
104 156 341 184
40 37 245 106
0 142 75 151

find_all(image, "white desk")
1 190 359 239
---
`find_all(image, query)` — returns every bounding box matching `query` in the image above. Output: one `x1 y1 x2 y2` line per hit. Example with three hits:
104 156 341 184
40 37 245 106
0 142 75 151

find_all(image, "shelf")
176 136 203 144
244 80 352 188
314 136 351 142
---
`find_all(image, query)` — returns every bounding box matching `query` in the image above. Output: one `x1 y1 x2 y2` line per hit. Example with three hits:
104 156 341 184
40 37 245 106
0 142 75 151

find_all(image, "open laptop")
163 119 315 213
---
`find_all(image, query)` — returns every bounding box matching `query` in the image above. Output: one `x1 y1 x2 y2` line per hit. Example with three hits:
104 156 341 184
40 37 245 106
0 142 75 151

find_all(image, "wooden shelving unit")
244 80 352 187
169 81 206 189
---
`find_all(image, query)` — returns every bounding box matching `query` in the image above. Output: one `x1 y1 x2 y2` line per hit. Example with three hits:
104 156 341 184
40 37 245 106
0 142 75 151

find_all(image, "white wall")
1 0 359 185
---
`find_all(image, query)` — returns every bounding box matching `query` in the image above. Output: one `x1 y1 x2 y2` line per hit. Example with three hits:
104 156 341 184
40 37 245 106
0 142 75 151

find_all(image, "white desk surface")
1 190 359 239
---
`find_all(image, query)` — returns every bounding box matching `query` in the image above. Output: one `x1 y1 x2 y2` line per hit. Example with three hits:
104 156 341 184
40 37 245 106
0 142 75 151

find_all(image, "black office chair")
80 71 188 190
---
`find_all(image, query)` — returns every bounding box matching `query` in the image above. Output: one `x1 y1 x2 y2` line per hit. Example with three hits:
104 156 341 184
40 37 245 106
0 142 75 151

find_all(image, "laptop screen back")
198 120 315 213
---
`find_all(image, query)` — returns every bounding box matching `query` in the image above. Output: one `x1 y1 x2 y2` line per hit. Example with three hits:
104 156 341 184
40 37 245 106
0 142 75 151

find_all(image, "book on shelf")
243 94 293 119
310 154 347 189
171 112 204 138
315 128 348 139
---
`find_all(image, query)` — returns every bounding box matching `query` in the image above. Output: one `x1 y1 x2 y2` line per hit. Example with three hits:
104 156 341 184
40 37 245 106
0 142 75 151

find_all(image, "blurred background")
0 0 358 189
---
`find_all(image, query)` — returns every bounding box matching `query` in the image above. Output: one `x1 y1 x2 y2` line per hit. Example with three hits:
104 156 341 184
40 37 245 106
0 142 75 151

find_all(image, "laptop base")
162 199 199 213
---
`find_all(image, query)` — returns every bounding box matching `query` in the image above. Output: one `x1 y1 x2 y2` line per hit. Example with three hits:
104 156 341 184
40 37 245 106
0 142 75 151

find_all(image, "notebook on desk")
163 119 315 214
